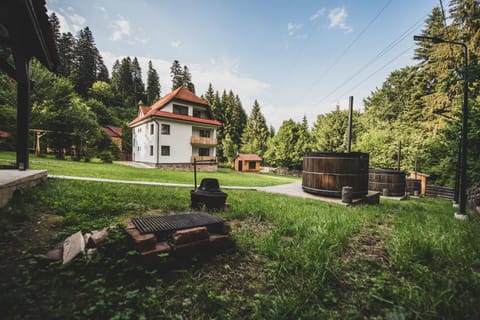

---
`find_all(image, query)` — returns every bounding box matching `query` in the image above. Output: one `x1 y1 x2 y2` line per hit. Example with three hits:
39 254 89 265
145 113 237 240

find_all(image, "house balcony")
191 156 217 163
190 136 217 146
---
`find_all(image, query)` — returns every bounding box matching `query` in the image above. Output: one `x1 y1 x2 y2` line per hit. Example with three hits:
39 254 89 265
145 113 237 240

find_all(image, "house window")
249 161 257 170
150 145 154 156
193 110 201 118
150 124 154 135
199 148 210 156
161 146 170 156
199 130 210 138
161 124 170 135
173 104 188 116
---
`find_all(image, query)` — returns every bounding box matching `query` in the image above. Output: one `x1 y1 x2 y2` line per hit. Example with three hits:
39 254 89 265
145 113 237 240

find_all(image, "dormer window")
173 104 188 116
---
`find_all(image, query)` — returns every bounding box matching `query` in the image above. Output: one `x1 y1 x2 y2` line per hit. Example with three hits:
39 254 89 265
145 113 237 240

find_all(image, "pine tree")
96 54 109 83
146 60 160 105
182 65 195 93
131 57 145 106
203 83 216 106
49 13 61 50
240 100 269 157
111 59 121 92
414 6 446 62
117 57 134 104
72 27 98 97
170 60 183 90
56 32 76 79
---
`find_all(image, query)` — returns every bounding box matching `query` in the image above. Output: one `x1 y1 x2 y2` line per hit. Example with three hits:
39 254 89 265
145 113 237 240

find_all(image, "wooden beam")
12 44 30 170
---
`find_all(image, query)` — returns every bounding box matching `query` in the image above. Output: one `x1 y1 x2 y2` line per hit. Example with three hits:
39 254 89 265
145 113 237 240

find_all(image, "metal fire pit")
131 212 225 241
191 178 228 209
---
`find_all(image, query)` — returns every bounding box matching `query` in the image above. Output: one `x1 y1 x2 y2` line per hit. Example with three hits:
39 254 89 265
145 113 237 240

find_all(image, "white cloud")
53 10 86 34
111 18 131 41
101 51 271 119
170 41 181 48
287 22 303 36
310 8 326 21
328 7 352 32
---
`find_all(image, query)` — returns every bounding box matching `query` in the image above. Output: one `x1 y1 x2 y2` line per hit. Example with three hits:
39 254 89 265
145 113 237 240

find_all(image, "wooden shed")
234 154 262 172
408 171 430 196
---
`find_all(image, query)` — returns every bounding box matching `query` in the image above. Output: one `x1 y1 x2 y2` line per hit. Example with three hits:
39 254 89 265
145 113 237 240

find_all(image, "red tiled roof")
128 87 220 127
103 126 122 138
150 111 221 126
236 153 262 161
0 130 9 139
147 86 208 116
139 106 151 116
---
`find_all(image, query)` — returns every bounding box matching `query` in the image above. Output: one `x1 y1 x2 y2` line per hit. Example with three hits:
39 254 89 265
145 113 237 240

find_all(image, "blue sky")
47 0 445 129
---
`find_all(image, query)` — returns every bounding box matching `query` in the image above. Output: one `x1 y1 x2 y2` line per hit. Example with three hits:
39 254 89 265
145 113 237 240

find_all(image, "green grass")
0 151 298 187
1 179 479 319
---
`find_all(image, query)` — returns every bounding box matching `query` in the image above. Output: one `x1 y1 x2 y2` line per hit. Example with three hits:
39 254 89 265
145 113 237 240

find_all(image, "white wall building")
128 87 221 171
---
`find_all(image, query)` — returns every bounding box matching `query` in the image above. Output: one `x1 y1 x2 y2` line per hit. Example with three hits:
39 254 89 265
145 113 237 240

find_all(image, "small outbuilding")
234 154 262 172
103 125 123 151
408 171 430 196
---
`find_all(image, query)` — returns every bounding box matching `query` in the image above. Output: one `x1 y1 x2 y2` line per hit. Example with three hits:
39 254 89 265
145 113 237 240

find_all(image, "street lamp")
413 35 469 219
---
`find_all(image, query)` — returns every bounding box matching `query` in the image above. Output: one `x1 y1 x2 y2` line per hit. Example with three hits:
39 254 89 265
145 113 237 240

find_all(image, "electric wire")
335 44 416 103
303 0 394 96
317 15 426 104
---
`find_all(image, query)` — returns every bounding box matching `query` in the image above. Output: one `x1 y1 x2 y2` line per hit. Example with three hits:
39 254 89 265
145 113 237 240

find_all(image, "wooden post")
12 45 30 170
347 96 353 153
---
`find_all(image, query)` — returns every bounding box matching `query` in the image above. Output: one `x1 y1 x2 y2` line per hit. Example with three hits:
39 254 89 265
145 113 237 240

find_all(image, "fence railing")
425 185 455 200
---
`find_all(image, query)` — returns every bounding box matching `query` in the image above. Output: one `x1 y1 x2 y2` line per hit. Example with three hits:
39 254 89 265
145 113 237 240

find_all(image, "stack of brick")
125 219 233 257
467 186 480 214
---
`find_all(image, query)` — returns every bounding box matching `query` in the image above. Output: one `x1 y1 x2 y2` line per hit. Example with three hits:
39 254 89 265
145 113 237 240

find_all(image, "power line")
335 44 415 102
304 0 394 95
317 15 426 103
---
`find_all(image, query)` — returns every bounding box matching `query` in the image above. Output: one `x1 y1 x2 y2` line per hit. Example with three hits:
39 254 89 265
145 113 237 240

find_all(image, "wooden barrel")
406 179 421 195
369 169 406 196
302 152 369 198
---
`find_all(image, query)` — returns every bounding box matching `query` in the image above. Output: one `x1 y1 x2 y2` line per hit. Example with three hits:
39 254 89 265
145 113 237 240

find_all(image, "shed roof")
236 153 262 161
103 125 122 138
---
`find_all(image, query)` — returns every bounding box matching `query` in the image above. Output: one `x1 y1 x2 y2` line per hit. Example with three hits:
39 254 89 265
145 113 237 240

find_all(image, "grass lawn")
0 151 298 187
1 179 479 319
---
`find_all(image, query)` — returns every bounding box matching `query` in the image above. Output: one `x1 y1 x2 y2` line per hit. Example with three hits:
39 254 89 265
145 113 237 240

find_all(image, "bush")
98 151 113 163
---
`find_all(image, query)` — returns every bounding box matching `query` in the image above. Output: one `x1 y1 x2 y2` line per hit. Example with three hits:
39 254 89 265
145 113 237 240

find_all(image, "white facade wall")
131 99 218 164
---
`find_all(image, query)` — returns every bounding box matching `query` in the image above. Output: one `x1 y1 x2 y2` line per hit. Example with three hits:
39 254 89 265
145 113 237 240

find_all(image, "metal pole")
194 158 197 189
459 44 469 216
397 141 401 171
347 96 353 153
454 129 461 204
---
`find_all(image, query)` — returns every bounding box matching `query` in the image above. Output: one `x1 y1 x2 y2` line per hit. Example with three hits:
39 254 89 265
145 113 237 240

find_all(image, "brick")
209 234 234 251
172 239 210 257
221 221 231 234
128 230 156 252
140 242 172 256
171 227 209 245
124 219 136 230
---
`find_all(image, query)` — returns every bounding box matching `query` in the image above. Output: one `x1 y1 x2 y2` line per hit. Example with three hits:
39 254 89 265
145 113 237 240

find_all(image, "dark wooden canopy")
0 0 58 170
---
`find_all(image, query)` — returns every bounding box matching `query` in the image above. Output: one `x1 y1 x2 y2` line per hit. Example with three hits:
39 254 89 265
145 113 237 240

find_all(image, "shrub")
98 151 113 163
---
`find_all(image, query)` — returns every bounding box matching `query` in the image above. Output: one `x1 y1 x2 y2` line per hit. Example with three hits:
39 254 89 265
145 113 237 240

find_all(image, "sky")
47 0 446 129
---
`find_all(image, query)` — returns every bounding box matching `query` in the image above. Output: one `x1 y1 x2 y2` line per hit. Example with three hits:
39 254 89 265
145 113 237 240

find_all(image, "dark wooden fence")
425 185 455 200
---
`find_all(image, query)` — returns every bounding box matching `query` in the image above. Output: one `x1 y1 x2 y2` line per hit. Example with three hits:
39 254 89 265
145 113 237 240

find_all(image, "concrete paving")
0 169 48 207
258 181 350 205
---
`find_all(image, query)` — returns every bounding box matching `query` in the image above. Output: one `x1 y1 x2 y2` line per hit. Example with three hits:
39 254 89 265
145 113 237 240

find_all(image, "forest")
0 0 479 187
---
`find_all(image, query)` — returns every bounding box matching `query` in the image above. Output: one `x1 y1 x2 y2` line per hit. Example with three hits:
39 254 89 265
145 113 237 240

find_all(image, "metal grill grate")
131 212 225 240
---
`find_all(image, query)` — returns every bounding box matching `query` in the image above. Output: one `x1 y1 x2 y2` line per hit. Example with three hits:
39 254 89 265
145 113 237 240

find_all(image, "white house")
128 86 222 171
